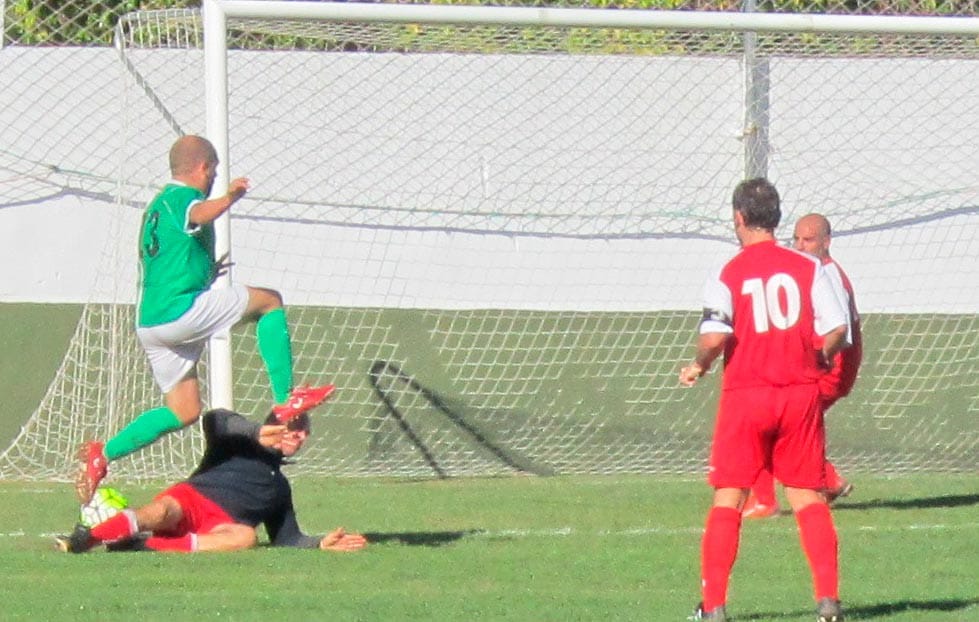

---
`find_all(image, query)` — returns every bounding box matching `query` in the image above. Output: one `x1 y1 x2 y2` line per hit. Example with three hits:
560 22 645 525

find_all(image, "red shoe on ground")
741 492 780 519
271 384 336 425
75 441 107 504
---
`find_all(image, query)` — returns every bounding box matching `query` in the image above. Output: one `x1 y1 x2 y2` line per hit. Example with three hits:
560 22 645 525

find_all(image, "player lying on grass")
57 408 367 554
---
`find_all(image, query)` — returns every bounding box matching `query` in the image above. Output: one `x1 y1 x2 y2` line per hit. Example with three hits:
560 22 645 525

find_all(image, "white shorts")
137 283 250 393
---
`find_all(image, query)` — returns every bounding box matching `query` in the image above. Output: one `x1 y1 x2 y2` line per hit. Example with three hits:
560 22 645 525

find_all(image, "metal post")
742 0 770 181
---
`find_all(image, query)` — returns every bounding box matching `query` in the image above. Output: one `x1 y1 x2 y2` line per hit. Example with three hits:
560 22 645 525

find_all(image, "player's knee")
251 286 283 311
268 288 283 308
242 529 258 549
137 498 181 532
213 525 258 551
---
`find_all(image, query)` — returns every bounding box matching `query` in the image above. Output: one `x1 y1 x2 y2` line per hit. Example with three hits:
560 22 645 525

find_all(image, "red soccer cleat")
271 383 336 425
75 441 108 504
742 501 780 519
741 492 780 519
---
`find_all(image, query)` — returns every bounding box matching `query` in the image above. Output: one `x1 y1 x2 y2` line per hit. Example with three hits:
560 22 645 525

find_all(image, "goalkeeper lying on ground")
56 408 367 553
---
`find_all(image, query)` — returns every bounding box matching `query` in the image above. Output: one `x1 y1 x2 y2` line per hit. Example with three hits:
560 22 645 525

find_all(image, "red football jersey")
701 240 847 390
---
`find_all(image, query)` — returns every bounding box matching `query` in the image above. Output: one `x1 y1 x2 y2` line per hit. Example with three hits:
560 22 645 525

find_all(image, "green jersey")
137 182 216 327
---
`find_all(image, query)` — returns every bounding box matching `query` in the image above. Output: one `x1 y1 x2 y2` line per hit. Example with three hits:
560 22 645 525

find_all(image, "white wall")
2 198 976 313
1 48 977 313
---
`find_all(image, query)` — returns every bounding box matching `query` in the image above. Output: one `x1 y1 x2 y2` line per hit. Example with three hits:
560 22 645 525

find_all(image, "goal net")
2 2 977 482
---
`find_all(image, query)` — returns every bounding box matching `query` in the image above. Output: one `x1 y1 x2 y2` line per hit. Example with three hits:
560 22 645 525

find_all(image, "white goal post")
1 2 977 483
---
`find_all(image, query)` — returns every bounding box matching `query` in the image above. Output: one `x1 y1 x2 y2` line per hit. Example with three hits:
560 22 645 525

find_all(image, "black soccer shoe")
817 597 844 622
689 601 728 621
106 532 150 552
54 523 94 554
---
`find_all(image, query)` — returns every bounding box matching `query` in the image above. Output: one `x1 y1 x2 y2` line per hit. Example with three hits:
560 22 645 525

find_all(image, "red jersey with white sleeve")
700 240 848 389
817 260 862 403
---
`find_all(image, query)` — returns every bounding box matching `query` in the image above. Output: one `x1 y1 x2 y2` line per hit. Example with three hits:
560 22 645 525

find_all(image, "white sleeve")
699 266 734 335
185 199 203 234
811 263 849 340
822 262 853 345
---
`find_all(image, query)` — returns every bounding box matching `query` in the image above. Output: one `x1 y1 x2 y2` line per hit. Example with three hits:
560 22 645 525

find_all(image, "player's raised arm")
189 176 251 225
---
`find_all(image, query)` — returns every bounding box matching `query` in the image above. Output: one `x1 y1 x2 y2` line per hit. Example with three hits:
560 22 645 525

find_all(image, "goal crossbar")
210 0 979 35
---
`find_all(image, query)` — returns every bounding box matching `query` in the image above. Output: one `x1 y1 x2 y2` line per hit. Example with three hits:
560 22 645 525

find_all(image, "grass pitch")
0 474 976 621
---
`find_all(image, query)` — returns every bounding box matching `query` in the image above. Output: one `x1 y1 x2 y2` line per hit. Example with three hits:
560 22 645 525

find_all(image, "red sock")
144 533 197 552
795 503 839 600
751 469 778 506
90 510 137 543
701 506 742 611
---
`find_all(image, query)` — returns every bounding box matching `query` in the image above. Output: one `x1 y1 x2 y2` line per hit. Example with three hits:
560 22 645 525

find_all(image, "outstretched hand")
227 177 251 202
320 527 368 552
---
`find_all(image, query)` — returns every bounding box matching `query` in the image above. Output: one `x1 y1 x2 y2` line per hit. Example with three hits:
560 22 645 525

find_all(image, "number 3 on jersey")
140 210 160 259
742 274 801 333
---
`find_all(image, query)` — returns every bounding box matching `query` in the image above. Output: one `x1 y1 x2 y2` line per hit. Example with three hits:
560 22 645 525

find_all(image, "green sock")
104 406 184 461
256 308 294 404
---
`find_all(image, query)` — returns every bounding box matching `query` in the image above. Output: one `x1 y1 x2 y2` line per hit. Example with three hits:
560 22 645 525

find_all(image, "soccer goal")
2 1 977 482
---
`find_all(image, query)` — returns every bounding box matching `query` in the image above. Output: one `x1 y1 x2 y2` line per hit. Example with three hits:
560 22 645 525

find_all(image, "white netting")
1 5 976 482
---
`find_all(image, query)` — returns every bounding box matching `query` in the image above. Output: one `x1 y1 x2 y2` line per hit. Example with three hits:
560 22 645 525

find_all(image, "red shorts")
817 377 843 411
708 383 826 490
156 482 235 535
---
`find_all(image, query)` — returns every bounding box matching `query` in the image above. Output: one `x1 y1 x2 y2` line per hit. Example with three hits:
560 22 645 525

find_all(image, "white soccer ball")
79 487 129 527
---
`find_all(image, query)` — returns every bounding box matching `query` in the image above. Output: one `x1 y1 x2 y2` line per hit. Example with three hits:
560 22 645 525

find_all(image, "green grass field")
1 304 976 620
1 474 976 621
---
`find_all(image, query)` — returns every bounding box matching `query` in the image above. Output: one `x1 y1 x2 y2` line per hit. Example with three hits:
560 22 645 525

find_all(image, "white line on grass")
469 522 979 540
4 522 978 541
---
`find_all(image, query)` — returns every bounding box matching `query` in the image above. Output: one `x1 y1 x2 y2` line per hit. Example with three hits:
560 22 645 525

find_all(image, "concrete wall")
1 48 977 313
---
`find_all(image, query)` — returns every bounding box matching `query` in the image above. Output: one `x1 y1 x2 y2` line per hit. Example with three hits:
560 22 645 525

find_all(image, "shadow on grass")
737 598 979 620
834 493 979 511
363 530 478 547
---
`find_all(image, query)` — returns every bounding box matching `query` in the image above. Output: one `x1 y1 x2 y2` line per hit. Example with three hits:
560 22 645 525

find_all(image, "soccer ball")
79 487 129 527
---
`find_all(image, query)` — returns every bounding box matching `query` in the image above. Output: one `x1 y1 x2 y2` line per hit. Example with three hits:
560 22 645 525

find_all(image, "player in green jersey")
76 135 334 503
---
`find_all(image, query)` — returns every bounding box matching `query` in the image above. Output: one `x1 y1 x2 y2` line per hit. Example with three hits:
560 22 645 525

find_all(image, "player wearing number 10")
75 135 334 504
679 179 850 622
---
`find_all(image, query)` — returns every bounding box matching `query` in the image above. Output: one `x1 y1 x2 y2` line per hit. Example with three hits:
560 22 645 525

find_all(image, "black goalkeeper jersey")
185 409 320 548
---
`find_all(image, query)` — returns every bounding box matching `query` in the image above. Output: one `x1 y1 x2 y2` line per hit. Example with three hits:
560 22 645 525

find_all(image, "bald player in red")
742 213 861 519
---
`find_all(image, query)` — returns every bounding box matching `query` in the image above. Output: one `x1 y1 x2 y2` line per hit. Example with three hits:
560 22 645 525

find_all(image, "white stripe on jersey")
699 264 734 335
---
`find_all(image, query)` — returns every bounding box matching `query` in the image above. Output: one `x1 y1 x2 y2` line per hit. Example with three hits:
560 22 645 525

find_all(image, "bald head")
793 213 832 261
169 135 219 194
169 135 218 177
